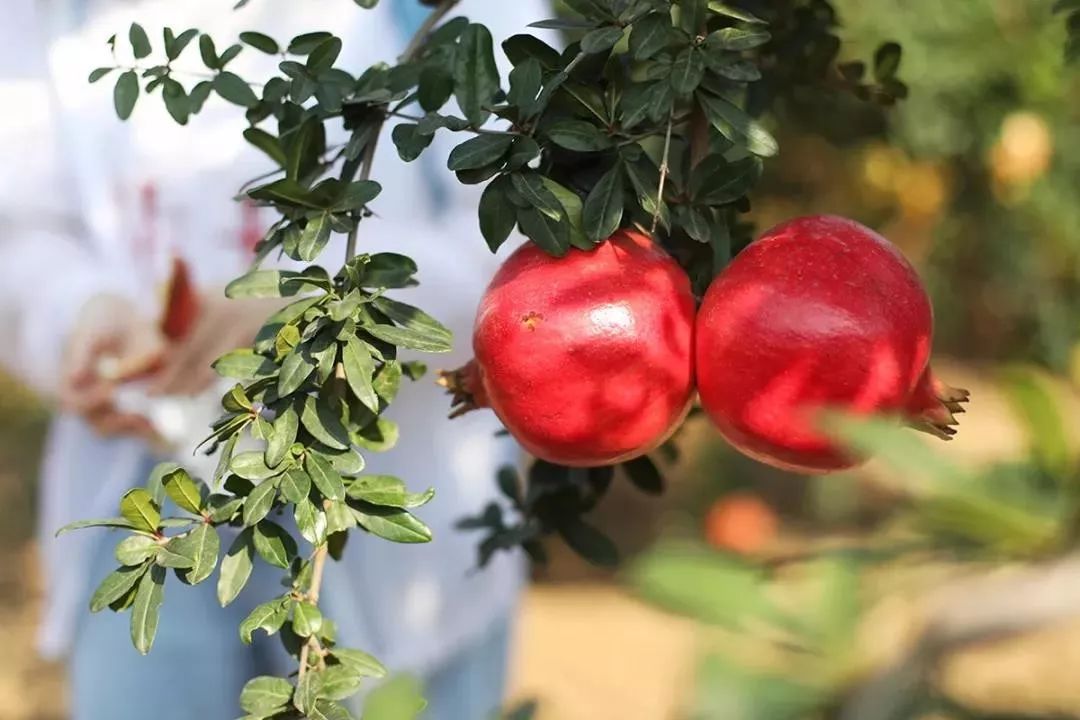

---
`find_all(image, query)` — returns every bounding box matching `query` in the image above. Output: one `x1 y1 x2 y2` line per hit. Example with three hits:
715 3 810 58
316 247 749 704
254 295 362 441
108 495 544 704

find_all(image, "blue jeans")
70 533 512 720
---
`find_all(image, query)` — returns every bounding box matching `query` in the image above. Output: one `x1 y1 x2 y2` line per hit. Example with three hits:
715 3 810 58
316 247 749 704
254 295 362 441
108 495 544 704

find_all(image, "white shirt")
0 0 549 671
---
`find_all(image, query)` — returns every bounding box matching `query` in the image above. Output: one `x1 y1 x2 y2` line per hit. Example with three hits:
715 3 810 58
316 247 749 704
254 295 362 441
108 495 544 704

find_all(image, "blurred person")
0 0 550 718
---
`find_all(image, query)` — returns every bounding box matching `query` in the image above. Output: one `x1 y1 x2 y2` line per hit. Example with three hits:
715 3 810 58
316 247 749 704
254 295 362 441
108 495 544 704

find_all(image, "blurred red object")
160 256 200 341
704 493 779 555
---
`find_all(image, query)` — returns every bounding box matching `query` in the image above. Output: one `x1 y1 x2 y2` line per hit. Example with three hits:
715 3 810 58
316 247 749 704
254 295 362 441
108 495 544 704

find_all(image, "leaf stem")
386 110 517 136
651 106 675 235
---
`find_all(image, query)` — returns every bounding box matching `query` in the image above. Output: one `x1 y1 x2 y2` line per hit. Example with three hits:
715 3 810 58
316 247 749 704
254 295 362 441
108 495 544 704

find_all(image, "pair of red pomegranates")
443 215 968 474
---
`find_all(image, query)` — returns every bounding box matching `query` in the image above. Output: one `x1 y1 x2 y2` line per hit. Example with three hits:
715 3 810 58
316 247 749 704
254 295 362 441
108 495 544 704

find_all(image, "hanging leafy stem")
69 0 903 715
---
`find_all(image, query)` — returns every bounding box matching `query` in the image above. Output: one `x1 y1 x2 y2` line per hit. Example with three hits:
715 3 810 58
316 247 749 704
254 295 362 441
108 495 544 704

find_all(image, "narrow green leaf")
364 324 452 353
253 520 297 569
582 165 624 241
240 31 279 54
580 26 624 54
218 528 255 607
300 396 350 450
708 27 771 51
447 134 514 172
453 24 500 126
161 468 204 514
478 175 517 252
305 451 346 501
243 479 279 527
623 455 664 494
353 506 432 543
129 23 152 59
90 564 147 612
371 297 452 346
347 475 434 509
212 348 277 379
873 41 902 81
243 127 287 166
277 349 315 396
697 91 778 157
558 519 619 567
225 269 304 298
517 206 570 257
56 518 137 537
89 67 114 83
707 2 767 24
130 565 166 654
307 37 343 72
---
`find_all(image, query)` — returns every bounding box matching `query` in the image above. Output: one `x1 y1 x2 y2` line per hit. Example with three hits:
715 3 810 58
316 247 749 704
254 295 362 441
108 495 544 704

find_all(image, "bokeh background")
2 0 1078 718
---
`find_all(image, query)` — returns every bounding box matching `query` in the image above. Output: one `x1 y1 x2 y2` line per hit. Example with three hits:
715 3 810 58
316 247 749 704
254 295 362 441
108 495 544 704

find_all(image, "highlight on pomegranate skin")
695 214 968 474
443 229 696 468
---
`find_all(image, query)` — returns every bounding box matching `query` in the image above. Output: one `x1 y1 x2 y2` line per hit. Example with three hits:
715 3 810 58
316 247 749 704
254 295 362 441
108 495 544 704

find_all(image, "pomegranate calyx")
437 360 487 419
906 377 970 441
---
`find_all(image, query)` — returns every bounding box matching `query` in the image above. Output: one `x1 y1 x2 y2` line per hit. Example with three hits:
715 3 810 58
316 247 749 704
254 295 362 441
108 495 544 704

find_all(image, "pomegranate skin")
467 229 695 467
696 215 947 474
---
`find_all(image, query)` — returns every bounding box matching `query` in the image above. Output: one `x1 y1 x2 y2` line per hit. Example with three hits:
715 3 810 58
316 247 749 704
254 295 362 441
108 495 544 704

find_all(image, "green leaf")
999 367 1070 477
130 565 166 654
89 67 114 83
113 70 139 120
623 455 664 494
546 120 611 152
371 297 452 346
417 65 454 112
213 71 259 107
359 253 418 289
510 172 564 219
671 47 705 95
305 451 346 501
292 600 323 637
198 34 219 68
708 27 771 51
169 523 220 584
301 396 350 450
697 91 778 157
253 520 298 569
288 31 334 55
161 468 204 514
681 0 708 33
129 23 152 59
873 41 902 81
280 467 312 504
267 405 299 468
360 674 426 720
307 37 342 72
448 134 514 172
541 178 590 250
243 128 287 166
232 451 279 482
391 123 434 163
295 498 328 545
212 349 277 380
90 564 147 612
333 180 381 212
517 206 570 257
508 136 541 169
630 13 672 60
206 494 243 523
56 517 138 537
218 529 255 607
120 488 160 533
689 154 762 205
580 26 624 54
240 676 293 715
711 58 762 82
353 418 399 453
453 24 500 126
277 349 315 396
582 165 624 242
319 665 364 701
342 337 379 413
161 79 189 125
707 2 767 24
347 475 434 509
298 212 332 261
507 58 543 113
502 34 562 68
558 519 619 567
240 31 279 54
353 506 432 543
115 535 158 566
225 269 304 298
240 598 289 644
243 479 279 527
364 324 452 353
332 648 388 678
479 176 517 252
325 500 357 535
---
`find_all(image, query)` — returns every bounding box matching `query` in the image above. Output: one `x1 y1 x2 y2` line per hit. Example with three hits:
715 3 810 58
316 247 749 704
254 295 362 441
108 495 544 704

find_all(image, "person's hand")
149 291 280 397
62 293 165 437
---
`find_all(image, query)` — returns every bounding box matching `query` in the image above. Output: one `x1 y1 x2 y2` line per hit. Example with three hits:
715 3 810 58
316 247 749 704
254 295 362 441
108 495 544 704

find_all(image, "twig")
651 107 675 235
399 0 461 63
296 544 330 682
386 110 517 136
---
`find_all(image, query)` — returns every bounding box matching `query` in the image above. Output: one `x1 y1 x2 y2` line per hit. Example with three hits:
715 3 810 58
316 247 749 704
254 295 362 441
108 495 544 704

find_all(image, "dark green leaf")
188 80 213 112
212 349 277 379
243 479 279 527
546 120 611 152
277 350 315 396
529 18 598 30
225 269 305 298
170 523 220 584
161 79 189 125
120 488 160 533
507 58 543 114
89 67 114 83
671 47 705 94
479 176 517 252
712 58 762 82
307 37 342 72
240 598 289 644
418 65 454 112
218 43 243 68
113 70 139 120
582 165 624 241
90 564 147 612
540 178 590 249
129 23 151 59
558 519 618 567
707 2 767 24
364 324 452 353
708 27 771 51
199 34 219 68
288 31 333 55
243 128 287 166
300 396 350 450
371 297 452 345
353 506 432 543
517 207 570 257
580 26 624 54
873 41 902 81
295 498 328 545
214 71 259 107
630 13 672 60
697 91 778 157
453 24 500 126
130 565 166 654
253 520 297 568
508 136 541 169
267 405 299 468
391 123 434 163
279 468 312 505
681 0 707 33
206 494 243 523
448 134 513 172
510 172 564 219
358 252 418 288
162 468 203 514
240 31 279 54
305 451 346 501
502 34 562 69
333 180 381 212
342 337 379 413
164 28 198 61
240 676 293 715
623 455 664 494
218 529 255 606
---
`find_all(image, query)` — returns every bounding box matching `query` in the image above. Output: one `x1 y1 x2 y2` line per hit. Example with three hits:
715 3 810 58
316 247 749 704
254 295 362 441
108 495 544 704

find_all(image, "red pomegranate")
443 229 696 467
696 215 967 474
160 256 200 341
